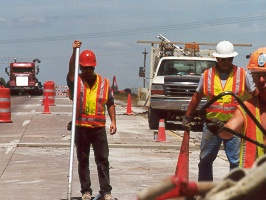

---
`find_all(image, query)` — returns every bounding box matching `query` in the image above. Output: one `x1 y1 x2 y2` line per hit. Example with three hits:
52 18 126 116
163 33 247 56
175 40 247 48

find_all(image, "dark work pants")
75 126 112 195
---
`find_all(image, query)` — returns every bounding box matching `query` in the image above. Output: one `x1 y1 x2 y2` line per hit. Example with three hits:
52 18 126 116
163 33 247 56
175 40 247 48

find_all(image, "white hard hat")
212 41 238 58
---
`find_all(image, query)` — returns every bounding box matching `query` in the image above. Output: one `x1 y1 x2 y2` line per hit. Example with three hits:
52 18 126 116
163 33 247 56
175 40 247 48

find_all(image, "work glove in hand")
67 121 72 131
182 116 193 130
206 119 224 135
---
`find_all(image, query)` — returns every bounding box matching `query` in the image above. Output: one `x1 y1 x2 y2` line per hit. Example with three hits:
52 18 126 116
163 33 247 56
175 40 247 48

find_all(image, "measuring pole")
67 47 80 200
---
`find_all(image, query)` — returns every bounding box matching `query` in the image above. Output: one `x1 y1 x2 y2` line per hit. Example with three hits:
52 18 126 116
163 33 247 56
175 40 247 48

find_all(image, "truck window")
157 60 216 76
12 67 33 73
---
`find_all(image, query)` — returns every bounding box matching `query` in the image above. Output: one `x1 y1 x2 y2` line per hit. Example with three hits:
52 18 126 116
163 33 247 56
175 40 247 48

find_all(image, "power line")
0 14 265 44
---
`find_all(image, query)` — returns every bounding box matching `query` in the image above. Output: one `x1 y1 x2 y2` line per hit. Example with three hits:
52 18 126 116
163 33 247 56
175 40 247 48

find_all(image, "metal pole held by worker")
67 47 80 200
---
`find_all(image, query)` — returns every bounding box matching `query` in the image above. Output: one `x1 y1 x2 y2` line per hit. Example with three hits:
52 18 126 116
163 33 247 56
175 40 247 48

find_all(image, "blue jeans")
198 123 240 181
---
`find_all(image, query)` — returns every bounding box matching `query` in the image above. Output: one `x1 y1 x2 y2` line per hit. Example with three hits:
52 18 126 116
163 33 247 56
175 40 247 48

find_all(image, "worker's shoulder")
97 74 110 82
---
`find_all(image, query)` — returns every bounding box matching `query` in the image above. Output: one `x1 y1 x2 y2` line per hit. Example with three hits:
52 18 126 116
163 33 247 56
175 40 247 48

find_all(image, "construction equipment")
137 35 251 130
5 58 42 95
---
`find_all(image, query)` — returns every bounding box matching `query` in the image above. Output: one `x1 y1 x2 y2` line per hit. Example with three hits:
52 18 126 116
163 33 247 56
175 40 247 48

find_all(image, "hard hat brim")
248 67 266 72
212 51 238 58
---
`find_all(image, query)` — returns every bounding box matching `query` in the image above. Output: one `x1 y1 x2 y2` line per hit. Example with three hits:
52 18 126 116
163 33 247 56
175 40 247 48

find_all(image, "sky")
0 0 265 89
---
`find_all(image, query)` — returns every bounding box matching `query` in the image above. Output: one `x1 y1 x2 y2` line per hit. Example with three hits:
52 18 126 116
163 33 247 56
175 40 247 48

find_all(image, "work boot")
103 193 114 200
82 192 92 200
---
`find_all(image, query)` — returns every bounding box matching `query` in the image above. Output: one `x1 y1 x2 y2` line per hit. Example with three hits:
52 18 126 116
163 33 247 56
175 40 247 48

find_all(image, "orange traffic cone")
43 94 51 114
0 87 12 123
156 119 166 142
126 93 133 115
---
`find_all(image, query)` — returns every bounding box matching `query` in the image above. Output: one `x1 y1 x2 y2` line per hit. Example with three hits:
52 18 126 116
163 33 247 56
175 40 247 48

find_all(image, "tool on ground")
67 47 80 200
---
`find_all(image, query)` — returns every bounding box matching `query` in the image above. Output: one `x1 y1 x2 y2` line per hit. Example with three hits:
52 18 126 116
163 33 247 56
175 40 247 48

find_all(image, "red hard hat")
79 50 96 67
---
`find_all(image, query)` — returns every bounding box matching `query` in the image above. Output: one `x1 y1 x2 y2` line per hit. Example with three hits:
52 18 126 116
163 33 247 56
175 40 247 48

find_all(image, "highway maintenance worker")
184 40 258 181
213 47 266 168
67 40 116 200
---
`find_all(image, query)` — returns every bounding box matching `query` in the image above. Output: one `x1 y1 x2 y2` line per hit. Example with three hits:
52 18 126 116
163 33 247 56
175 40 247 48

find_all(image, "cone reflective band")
43 81 55 106
0 87 12 123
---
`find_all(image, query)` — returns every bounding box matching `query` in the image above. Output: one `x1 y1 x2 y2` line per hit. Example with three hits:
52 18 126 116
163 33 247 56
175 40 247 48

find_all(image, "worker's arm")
106 87 116 135
218 108 244 139
67 40 82 82
185 92 203 117
246 69 259 97
107 105 117 135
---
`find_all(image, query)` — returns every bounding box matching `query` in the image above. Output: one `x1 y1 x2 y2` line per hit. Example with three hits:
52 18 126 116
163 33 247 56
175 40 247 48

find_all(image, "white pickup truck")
148 56 216 129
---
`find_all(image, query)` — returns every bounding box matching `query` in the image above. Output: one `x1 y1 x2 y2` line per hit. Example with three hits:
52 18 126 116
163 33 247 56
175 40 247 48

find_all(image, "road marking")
13 112 72 116
5 140 19 154
18 180 42 184
22 104 72 107
22 120 31 127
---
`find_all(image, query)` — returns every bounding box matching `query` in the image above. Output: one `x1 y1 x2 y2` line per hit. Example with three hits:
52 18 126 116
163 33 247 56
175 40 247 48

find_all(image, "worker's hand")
67 121 72 131
110 122 117 135
72 40 82 49
206 119 224 135
182 116 193 130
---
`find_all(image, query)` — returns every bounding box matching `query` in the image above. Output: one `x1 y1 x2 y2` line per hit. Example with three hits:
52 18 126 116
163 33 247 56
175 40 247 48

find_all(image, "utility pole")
142 48 148 88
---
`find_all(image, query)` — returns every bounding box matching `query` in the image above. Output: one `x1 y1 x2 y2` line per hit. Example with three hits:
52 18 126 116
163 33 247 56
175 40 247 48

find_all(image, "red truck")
5 58 43 95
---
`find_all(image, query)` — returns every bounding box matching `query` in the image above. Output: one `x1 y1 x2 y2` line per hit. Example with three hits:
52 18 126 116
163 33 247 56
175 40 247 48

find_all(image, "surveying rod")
67 47 80 200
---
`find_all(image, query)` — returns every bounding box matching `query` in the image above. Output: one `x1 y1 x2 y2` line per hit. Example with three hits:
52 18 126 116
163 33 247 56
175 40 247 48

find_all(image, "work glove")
206 119 224 135
67 121 72 131
182 116 193 130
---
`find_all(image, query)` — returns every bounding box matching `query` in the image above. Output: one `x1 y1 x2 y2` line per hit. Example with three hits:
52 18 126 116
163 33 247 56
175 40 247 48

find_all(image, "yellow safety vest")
203 66 246 121
239 99 264 168
76 74 109 128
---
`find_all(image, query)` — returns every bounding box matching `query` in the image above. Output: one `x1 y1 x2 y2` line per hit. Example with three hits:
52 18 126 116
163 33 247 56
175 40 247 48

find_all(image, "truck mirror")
33 58 41 63
246 54 251 59
139 67 145 77
36 66 40 75
5 67 10 76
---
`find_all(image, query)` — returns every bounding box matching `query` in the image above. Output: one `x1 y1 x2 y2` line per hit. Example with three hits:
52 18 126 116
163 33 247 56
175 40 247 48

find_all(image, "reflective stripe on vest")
203 66 246 121
76 74 109 127
239 99 264 168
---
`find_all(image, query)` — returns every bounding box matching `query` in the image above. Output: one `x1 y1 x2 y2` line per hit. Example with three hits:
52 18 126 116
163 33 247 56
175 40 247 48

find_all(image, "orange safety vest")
76 74 109 127
203 65 246 121
239 99 264 168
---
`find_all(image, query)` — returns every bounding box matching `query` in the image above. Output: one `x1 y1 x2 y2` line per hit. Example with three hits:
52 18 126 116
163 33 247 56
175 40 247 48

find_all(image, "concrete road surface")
0 95 229 200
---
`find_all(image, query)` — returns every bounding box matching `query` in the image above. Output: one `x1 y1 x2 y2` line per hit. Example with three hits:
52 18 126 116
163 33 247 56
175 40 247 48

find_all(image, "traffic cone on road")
156 119 166 142
43 94 51 114
126 93 133 115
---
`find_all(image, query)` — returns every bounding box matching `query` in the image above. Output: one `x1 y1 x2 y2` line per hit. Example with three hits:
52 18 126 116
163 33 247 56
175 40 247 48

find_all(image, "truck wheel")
148 108 160 129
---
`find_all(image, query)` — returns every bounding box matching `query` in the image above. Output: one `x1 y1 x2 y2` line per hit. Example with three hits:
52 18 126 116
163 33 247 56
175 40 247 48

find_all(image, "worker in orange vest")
215 48 266 168
184 41 258 181
67 40 116 200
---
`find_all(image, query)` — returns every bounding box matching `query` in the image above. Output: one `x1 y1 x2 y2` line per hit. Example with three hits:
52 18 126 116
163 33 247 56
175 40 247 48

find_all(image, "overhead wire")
0 14 265 44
